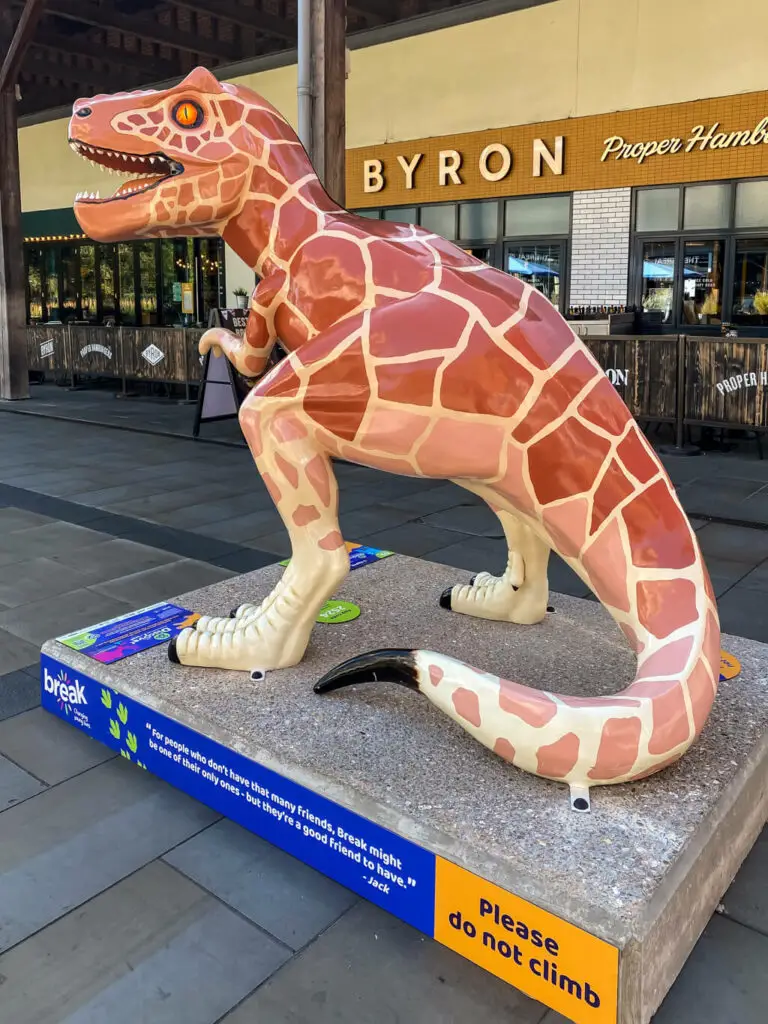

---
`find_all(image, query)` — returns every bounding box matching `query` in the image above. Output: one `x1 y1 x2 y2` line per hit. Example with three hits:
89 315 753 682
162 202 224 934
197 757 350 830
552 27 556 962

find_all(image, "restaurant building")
18 0 768 335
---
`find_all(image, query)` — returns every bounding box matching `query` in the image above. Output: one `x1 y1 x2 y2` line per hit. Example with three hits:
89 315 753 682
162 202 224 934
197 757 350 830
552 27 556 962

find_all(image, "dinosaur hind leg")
441 502 550 625
172 385 349 671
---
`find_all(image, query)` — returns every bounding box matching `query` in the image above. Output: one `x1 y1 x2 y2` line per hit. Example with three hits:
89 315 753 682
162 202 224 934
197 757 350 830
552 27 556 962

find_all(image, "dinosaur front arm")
199 276 281 378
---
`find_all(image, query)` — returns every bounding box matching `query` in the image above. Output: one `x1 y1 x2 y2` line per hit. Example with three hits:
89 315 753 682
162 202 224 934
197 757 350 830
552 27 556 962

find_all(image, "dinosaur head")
69 67 302 243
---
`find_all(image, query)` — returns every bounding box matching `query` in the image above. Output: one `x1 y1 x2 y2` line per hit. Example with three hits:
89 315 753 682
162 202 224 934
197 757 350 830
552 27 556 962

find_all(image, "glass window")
99 244 117 324
735 180 768 228
636 188 680 232
79 244 97 323
462 247 493 265
161 239 194 325
420 204 456 239
683 184 730 230
459 201 497 240
26 247 43 322
504 195 570 236
44 248 60 321
354 209 381 219
60 245 79 321
681 239 724 326
197 238 224 324
731 239 768 320
383 207 417 224
137 242 158 325
505 243 562 307
641 240 676 322
118 243 136 325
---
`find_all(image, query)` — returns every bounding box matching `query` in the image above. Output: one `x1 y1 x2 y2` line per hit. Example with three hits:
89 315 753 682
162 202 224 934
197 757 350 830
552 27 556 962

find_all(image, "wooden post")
0 0 47 401
310 0 346 207
0 88 29 400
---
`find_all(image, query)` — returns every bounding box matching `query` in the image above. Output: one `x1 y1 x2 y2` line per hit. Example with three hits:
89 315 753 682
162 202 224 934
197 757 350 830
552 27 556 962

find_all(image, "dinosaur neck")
222 170 342 275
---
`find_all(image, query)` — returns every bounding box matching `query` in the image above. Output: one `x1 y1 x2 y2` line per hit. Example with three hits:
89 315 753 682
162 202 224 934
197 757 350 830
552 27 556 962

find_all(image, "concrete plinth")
41 555 768 1024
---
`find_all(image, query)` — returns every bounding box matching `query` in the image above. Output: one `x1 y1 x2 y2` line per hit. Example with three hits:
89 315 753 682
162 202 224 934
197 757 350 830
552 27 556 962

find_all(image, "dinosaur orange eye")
172 100 204 129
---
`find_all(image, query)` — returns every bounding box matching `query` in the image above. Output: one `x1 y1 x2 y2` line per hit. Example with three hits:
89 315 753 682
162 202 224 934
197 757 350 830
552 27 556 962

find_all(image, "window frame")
631 177 768 334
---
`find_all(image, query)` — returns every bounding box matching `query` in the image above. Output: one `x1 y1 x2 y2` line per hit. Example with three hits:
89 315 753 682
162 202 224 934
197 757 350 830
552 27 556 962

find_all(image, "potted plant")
233 287 249 310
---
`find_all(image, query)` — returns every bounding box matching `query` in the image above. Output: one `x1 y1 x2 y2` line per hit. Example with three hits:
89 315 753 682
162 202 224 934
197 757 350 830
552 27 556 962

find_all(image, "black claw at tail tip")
314 649 418 694
439 587 453 610
168 637 180 664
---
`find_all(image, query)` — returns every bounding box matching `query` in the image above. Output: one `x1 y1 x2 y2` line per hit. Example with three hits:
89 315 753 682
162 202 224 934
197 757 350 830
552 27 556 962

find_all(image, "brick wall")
569 188 631 306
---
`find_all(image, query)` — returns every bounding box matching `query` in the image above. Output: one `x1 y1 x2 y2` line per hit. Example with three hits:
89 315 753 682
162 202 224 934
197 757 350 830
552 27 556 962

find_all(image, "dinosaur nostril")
75 107 92 118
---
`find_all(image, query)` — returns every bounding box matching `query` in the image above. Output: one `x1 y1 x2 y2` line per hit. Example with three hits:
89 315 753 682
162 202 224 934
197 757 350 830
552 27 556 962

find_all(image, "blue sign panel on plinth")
40 655 435 933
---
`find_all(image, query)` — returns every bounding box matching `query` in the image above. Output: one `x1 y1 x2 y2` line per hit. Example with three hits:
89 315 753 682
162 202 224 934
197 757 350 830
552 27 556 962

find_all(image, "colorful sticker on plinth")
56 602 200 664
40 655 436 933
279 543 394 571
719 649 741 681
316 601 361 624
434 859 619 1024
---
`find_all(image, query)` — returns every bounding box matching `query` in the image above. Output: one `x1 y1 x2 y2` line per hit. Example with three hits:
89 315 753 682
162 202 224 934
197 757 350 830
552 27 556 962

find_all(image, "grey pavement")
0 405 765 1022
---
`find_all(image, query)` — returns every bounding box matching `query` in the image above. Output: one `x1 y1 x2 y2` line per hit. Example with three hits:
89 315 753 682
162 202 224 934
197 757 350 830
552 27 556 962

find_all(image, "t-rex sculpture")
71 68 720 795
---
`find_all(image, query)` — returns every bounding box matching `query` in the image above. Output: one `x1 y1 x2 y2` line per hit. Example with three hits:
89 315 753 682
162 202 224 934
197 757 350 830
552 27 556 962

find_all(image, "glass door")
503 241 564 310
638 239 677 324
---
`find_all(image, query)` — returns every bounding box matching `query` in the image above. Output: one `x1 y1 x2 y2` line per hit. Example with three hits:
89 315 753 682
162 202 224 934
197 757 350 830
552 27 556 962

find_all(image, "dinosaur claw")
229 606 240 618
314 649 418 694
168 637 180 664
439 587 453 610
469 574 478 586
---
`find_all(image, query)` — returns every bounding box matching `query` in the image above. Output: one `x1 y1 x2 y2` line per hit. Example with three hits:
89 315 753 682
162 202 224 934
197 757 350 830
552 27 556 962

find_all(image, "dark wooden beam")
168 0 296 41
346 0 392 21
32 25 182 78
310 0 346 206
46 0 244 61
21 59 108 93
0 0 46 92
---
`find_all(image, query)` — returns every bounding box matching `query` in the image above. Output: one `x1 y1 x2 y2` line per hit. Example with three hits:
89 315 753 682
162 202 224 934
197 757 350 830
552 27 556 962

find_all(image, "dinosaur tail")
315 459 721 790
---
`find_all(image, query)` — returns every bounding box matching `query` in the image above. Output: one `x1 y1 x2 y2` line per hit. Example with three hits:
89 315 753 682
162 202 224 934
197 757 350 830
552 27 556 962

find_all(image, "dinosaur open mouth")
69 138 184 203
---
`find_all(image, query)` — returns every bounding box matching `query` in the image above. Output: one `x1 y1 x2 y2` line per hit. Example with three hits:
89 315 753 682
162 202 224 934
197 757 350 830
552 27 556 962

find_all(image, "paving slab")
0 753 46 809
0 521 110 561
652 914 768 1024
0 589 134 646
0 758 218 953
0 859 289 1024
0 508 56 532
363 521 462 556
0 557 95 608
0 669 41 721
720 825 768 935
0 708 115 785
165 818 358 950
88 559 235 606
0 628 41 674
224 901 547 1024
41 555 768 1024
44 537 182 580
423 503 505 537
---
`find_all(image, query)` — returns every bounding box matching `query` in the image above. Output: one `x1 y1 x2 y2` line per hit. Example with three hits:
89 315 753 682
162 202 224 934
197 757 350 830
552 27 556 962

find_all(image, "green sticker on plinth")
316 600 360 624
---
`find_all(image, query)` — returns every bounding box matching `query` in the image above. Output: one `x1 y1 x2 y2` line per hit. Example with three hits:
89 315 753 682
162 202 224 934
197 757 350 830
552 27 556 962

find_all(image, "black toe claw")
229 606 240 618
547 605 554 613
168 637 180 664
439 587 453 610
469 573 478 586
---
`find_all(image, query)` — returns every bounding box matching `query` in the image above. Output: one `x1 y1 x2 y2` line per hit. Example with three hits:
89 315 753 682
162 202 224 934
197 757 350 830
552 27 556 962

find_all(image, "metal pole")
297 0 313 153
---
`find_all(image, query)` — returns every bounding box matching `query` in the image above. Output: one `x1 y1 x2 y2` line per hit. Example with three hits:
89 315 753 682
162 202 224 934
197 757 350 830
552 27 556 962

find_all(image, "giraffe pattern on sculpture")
70 68 721 794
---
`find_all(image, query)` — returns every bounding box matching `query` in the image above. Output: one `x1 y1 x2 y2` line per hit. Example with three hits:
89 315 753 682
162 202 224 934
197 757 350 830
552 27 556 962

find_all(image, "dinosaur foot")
195 599 270 635
440 574 547 625
169 611 309 672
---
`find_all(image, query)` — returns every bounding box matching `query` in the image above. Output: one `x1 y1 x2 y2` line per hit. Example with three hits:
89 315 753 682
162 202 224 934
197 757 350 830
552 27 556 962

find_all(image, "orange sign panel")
434 858 619 1024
